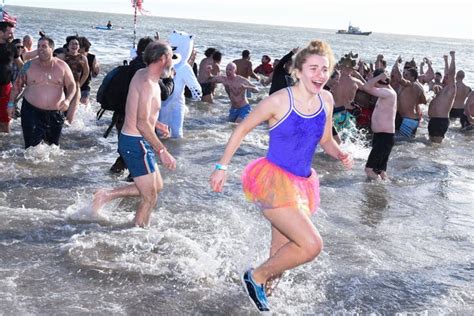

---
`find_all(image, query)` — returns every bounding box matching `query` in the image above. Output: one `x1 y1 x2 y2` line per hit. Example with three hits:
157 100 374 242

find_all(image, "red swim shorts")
0 83 12 123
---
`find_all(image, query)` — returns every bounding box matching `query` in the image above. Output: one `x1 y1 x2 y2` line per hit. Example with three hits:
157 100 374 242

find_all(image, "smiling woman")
210 40 353 312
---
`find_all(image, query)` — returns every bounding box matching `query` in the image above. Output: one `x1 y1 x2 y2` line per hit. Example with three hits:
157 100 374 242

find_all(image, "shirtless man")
374 54 386 70
233 49 259 81
362 69 397 180
428 51 457 143
7 36 76 148
449 70 471 123
391 56 427 138
461 91 474 130
210 62 259 122
331 55 365 143
429 71 443 92
92 41 177 227
21 35 38 62
209 51 222 97
197 47 216 103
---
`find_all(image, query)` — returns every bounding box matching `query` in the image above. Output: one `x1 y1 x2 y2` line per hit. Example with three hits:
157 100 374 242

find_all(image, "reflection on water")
360 183 389 227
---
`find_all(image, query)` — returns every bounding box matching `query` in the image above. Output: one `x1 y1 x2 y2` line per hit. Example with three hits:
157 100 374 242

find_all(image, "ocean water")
0 5 473 315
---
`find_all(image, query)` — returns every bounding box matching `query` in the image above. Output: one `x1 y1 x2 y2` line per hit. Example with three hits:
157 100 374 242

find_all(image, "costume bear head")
169 30 194 68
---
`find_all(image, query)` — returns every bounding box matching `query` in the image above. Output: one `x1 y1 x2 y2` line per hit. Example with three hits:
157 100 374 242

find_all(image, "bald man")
210 62 258 122
449 70 472 123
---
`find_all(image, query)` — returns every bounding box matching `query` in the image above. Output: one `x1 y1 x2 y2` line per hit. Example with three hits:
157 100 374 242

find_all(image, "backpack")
96 65 133 115
96 64 134 137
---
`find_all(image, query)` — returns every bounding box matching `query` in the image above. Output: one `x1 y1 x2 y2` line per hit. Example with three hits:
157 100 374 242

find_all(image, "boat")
336 24 372 36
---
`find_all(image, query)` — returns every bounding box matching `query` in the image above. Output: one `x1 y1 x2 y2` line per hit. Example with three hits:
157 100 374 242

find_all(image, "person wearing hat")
330 51 365 143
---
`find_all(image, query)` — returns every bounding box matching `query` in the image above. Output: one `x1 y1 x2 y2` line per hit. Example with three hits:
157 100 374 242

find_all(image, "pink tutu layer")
241 157 320 215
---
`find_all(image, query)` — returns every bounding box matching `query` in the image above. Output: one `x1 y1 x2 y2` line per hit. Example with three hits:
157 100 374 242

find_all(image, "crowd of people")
1 20 473 312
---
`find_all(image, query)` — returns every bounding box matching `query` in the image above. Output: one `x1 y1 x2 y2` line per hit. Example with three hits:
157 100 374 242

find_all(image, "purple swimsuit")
266 87 326 177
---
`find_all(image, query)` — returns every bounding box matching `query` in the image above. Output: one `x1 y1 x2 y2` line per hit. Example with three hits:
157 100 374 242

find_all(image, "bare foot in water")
380 171 389 180
365 168 381 180
92 189 111 215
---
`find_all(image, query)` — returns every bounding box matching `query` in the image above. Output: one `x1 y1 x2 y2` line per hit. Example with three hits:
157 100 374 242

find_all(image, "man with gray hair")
92 40 177 227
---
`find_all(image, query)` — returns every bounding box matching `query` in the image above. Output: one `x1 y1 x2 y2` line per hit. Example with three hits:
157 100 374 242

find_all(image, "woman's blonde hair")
292 40 335 76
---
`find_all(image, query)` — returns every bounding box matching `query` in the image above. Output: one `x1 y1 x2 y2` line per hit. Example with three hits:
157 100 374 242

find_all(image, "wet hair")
78 36 91 52
403 59 417 70
435 71 442 77
143 40 171 66
0 21 14 32
404 67 418 80
137 36 154 56
262 55 271 62
212 51 222 62
456 70 465 80
242 50 250 58
204 47 216 58
66 35 80 47
293 40 335 74
39 36 55 49
11 39 22 58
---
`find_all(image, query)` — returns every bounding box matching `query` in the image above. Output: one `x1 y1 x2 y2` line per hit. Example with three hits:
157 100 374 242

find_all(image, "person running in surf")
210 40 352 312
209 62 259 122
92 41 177 228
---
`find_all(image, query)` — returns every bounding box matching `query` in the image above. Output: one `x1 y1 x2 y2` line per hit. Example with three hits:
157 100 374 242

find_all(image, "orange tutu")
241 157 320 215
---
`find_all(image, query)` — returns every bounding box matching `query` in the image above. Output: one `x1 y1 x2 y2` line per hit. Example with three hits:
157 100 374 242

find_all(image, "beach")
0 5 473 314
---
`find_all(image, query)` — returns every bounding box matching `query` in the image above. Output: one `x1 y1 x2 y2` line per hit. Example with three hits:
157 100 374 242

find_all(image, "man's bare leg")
92 184 141 215
133 171 163 227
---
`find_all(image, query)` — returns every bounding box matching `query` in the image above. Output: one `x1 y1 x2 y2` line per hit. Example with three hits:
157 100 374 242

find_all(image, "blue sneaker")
242 268 270 312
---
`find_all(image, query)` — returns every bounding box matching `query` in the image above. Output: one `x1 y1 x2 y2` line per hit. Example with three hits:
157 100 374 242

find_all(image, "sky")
7 0 474 40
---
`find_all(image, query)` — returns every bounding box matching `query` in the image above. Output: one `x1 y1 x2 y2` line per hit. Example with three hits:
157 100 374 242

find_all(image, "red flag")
131 0 150 15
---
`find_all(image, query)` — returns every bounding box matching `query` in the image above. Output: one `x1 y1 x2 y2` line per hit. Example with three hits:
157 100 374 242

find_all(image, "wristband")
215 163 228 171
7 101 15 108
157 147 166 154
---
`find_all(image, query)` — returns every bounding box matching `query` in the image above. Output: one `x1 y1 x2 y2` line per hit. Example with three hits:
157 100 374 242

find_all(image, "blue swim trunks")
397 117 419 138
228 104 251 122
118 133 157 178
332 109 355 132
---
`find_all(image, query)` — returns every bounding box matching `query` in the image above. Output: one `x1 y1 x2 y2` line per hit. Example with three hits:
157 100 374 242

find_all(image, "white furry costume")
159 30 202 138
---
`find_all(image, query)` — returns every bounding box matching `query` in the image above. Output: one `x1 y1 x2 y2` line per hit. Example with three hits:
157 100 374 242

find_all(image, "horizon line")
9 4 473 41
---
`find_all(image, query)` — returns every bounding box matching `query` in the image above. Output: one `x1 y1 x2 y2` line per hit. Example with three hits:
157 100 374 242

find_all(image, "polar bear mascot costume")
159 30 202 138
